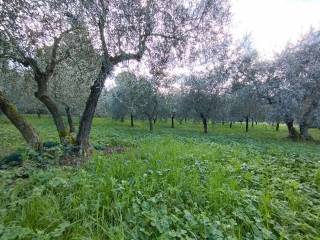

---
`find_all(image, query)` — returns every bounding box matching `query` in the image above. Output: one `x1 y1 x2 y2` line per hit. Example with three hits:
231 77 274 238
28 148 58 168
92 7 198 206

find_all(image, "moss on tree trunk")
0 90 42 150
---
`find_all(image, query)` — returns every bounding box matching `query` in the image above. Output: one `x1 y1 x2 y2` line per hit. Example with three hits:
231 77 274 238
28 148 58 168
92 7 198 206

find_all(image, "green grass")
1 116 320 239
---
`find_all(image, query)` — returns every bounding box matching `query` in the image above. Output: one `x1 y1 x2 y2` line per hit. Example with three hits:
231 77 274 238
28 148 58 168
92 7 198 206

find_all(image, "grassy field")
0 116 320 239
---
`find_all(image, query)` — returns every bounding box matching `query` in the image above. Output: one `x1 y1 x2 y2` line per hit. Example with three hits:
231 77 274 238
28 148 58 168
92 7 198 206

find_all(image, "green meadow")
1 116 320 239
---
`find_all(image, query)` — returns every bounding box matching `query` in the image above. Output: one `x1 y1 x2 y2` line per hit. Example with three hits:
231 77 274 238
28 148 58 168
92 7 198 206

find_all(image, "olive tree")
261 30 320 140
109 71 142 126
136 77 159 131
279 30 320 139
183 65 228 133
1 0 231 156
0 0 78 144
0 61 42 149
74 0 231 154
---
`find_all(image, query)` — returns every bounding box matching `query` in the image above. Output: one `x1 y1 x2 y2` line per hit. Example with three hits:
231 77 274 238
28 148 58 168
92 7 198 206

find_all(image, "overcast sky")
231 0 320 58
108 0 320 86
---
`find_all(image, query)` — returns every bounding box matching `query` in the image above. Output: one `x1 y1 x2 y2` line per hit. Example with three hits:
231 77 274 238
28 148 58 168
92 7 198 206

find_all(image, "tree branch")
98 16 109 59
46 29 72 77
45 37 62 76
141 33 182 40
110 32 148 65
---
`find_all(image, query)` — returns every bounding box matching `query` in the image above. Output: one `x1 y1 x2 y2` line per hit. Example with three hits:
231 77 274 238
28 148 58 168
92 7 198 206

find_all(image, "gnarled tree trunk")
286 120 299 140
35 74 68 144
0 90 42 150
299 97 318 140
13 34 70 145
299 123 310 140
76 61 113 155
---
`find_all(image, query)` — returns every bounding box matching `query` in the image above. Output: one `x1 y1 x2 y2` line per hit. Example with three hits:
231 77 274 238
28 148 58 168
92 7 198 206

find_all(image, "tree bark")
0 90 42 150
37 93 67 143
130 113 134 127
76 61 113 155
74 14 148 155
286 120 299 139
245 116 249 132
276 122 280 131
200 114 208 134
299 97 318 140
34 75 68 144
13 35 69 145
148 118 153 132
299 123 311 140
171 114 175 128
65 105 75 133
251 118 254 128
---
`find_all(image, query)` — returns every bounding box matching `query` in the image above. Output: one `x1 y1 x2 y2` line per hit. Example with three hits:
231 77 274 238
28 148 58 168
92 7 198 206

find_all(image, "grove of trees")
1 0 320 163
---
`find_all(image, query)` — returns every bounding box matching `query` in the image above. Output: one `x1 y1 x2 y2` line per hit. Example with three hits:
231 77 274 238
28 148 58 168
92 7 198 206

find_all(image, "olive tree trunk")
12 35 70 145
299 97 318 140
65 105 75 133
130 113 134 127
200 114 208 134
286 120 299 139
245 116 249 132
299 124 310 140
171 113 175 128
0 90 42 150
148 117 153 132
75 61 113 155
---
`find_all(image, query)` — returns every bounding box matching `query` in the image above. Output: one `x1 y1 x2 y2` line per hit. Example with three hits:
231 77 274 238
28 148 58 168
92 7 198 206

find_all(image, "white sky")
107 0 320 87
231 0 320 58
